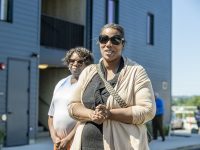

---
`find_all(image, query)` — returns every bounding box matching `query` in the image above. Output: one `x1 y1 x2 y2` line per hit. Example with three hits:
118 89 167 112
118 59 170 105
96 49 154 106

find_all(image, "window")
0 0 12 22
147 13 154 45
106 0 119 23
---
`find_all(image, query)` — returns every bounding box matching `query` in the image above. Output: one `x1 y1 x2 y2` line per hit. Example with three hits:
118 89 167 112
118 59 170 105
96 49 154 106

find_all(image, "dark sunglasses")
68 59 84 66
98 35 124 45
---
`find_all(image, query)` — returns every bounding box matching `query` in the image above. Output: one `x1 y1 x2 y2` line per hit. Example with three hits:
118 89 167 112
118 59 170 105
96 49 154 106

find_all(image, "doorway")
6 58 30 146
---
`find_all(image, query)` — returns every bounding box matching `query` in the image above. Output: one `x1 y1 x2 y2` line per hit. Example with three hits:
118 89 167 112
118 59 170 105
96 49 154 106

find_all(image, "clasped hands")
89 104 111 124
54 137 69 150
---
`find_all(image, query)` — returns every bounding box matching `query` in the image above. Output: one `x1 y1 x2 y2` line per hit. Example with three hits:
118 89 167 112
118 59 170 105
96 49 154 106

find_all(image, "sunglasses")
68 59 85 66
98 35 124 45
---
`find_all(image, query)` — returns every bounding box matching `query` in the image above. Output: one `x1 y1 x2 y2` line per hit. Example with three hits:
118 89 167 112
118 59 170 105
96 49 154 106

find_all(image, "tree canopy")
172 96 200 106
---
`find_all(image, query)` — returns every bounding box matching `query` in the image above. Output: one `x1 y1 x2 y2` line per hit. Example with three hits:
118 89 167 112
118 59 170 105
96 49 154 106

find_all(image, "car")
170 113 184 130
171 118 184 130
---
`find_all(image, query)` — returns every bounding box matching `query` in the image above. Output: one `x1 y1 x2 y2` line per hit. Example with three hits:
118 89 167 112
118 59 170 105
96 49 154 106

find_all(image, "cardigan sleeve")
67 67 87 118
131 66 156 124
68 65 96 118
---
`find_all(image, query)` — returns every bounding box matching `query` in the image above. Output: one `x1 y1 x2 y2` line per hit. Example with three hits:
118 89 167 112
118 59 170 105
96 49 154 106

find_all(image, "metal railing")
40 14 84 49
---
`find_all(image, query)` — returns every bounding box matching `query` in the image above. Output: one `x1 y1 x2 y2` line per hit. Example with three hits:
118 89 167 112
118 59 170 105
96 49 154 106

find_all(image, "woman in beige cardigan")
68 23 156 150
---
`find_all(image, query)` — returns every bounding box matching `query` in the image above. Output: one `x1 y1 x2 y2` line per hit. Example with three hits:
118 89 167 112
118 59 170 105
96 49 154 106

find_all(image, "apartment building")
0 0 171 146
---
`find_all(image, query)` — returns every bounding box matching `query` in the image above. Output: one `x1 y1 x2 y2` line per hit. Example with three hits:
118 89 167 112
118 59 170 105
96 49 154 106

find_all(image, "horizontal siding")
92 0 106 63
120 0 172 123
120 0 171 81
0 0 40 56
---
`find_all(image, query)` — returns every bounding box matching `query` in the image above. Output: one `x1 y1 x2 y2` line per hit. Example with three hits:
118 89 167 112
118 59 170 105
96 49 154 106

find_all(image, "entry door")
6 58 30 146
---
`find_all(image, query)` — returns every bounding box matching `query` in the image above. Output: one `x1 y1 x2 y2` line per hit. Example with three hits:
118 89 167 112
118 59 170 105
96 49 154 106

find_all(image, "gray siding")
92 0 107 62
0 0 41 139
120 0 172 123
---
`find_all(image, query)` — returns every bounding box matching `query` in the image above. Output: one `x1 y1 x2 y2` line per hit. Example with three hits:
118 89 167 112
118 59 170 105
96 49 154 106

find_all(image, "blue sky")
172 0 200 96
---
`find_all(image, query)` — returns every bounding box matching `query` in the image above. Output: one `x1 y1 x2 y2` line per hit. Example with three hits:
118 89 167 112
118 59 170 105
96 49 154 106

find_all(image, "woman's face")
68 52 86 78
99 28 124 62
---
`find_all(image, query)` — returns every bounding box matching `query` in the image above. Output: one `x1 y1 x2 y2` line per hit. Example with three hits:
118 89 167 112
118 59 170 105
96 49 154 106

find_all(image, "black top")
81 58 124 150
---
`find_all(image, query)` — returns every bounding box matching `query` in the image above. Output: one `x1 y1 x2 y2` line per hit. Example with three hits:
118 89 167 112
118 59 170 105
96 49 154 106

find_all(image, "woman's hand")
58 137 70 150
88 104 111 124
48 116 61 147
88 110 105 124
95 104 111 119
51 133 60 144
51 134 61 149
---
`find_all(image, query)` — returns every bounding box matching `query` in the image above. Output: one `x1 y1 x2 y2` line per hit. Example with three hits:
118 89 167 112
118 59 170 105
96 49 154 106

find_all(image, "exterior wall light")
38 64 48 69
1 114 7 121
0 63 6 70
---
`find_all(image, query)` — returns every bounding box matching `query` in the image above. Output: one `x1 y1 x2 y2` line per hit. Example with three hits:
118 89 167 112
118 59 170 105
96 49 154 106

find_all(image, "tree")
172 96 200 106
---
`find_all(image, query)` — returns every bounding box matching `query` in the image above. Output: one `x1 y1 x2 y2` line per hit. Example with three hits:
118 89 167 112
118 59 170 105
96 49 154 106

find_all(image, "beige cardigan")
68 57 156 150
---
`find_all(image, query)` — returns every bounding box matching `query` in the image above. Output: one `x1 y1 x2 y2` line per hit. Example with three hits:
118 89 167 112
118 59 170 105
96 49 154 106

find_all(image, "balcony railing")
40 15 84 49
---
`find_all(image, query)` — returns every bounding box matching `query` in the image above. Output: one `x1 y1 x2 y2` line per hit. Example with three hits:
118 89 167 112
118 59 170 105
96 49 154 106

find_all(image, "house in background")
0 0 171 146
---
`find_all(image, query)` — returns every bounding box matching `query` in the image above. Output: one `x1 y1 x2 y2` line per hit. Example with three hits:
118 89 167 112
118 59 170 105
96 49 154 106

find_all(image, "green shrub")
163 125 169 136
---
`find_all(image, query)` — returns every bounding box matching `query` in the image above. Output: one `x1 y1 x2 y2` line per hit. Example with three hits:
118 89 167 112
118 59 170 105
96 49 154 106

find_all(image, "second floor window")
147 13 154 45
106 0 119 23
0 0 12 22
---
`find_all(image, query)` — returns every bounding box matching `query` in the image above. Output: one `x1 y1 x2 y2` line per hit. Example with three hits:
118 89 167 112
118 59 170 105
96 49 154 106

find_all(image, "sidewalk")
149 130 200 150
2 130 200 150
2 137 53 150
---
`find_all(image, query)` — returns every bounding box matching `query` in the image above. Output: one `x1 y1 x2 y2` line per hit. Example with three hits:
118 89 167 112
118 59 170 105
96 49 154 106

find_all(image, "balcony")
40 15 84 50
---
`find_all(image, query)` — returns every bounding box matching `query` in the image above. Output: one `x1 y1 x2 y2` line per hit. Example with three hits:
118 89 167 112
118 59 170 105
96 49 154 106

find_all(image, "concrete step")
37 126 45 132
36 125 49 138
36 131 50 138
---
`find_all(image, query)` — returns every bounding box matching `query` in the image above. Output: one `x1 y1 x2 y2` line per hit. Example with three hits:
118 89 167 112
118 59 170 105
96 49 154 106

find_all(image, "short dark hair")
100 23 126 45
100 23 125 39
62 47 94 66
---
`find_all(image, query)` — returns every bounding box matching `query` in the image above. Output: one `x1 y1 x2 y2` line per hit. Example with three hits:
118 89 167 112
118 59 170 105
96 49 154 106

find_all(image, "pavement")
1 137 53 150
149 129 200 150
1 130 200 150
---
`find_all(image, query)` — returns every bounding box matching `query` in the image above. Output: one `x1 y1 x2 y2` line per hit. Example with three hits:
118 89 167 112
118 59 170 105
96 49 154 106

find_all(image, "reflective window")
106 0 118 23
